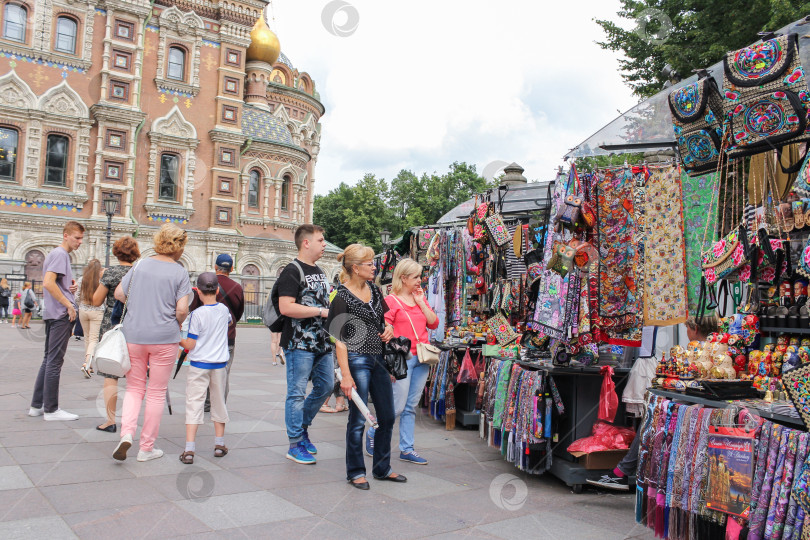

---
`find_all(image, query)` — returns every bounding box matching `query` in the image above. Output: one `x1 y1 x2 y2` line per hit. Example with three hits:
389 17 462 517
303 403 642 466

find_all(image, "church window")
44 134 69 187
55 16 78 54
159 153 179 201
0 127 18 181
281 175 290 211
3 3 26 42
167 46 186 81
248 169 260 208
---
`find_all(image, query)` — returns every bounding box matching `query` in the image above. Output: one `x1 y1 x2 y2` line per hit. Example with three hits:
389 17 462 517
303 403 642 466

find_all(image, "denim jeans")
31 315 73 413
368 354 429 453
346 353 395 481
284 348 334 443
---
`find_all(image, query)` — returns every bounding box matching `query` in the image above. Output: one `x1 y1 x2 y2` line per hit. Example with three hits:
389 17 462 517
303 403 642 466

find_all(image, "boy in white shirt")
179 272 231 464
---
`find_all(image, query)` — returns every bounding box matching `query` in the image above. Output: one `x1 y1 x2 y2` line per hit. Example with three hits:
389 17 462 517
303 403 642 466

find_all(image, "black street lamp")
103 196 119 267
380 229 391 248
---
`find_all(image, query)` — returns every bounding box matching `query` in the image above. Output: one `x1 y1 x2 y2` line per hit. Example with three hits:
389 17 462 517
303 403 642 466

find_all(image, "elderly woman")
366 258 437 464
326 243 405 490
90 236 140 433
112 224 192 462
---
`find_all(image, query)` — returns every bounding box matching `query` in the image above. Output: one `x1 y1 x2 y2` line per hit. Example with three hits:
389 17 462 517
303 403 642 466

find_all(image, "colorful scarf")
785 433 810 540
595 168 643 345
750 424 786 539
681 171 719 312
491 359 513 431
643 165 688 326
769 430 800 539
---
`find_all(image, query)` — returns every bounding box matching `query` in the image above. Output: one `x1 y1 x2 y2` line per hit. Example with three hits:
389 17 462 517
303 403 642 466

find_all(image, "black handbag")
383 336 411 380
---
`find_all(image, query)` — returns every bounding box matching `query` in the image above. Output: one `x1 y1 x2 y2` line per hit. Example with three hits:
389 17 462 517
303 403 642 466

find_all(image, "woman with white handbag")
111 224 192 462
365 258 438 466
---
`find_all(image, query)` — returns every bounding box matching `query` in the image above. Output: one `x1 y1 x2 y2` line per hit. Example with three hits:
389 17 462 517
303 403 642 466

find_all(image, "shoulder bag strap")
120 260 142 321
389 294 421 344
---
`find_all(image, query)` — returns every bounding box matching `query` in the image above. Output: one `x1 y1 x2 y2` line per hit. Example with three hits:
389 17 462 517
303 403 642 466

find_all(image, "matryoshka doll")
745 350 761 380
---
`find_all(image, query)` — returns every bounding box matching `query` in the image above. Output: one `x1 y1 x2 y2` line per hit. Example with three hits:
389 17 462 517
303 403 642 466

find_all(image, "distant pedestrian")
28 221 84 421
188 253 244 411
91 236 140 433
179 272 231 464
11 293 21 327
112 223 192 462
78 260 104 378
278 224 333 465
20 281 38 329
0 277 10 322
270 331 285 365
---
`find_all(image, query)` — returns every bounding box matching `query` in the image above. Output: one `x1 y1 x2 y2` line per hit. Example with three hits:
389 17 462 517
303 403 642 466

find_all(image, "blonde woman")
366 258 437 465
78 259 104 379
326 243 405 490
112 224 192 462
0 277 10 322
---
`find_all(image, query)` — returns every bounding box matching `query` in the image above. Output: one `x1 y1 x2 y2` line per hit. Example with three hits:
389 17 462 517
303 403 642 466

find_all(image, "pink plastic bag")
457 348 478 384
567 420 636 454
598 365 619 423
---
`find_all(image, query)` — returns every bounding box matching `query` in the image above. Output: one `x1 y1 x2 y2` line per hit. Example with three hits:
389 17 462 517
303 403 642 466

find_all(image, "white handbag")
91 261 139 377
390 295 440 366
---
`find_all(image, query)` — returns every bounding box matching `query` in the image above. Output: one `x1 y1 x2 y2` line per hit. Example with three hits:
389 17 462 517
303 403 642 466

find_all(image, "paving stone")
174 491 311 530
40 478 168 514
21 460 135 487
62 502 211 539
119 451 221 478
0 488 57 522
0 516 77 539
222 419 284 434
0 465 34 490
143 468 264 502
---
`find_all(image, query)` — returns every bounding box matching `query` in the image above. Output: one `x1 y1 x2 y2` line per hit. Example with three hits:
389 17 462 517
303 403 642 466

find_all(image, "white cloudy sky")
269 0 639 193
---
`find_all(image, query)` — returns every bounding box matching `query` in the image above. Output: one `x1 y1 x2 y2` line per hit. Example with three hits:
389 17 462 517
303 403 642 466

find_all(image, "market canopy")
564 16 810 159
437 177 561 223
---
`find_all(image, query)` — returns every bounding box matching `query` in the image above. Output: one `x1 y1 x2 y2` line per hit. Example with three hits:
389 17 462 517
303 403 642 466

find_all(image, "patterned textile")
769 430 800 539
681 171 719 312
533 181 571 340
751 422 775 524
491 359 513 430
750 424 785 539
595 168 644 345
785 433 810 540
784 363 810 431
643 166 688 326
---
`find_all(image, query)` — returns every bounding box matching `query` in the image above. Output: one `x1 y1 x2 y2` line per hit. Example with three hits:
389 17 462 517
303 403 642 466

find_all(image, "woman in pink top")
366 258 438 465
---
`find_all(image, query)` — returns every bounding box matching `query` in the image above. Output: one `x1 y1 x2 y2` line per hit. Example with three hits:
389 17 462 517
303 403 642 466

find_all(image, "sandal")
320 405 337 413
179 451 194 464
81 364 92 379
214 445 228 458
336 403 349 412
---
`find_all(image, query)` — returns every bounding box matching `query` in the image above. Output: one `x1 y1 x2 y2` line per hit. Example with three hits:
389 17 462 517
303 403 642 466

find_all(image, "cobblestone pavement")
0 323 654 539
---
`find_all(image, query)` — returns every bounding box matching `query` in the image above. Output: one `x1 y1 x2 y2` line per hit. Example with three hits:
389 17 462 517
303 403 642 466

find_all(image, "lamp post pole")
102 197 119 268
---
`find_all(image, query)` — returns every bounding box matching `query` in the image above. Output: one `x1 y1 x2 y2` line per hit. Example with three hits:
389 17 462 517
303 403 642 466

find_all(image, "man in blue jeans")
277 225 333 464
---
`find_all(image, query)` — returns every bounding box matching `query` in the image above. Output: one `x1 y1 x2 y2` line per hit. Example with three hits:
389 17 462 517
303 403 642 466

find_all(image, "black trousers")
31 315 72 413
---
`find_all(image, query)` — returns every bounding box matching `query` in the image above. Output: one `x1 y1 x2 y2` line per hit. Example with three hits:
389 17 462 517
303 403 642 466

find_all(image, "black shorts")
23 308 32 314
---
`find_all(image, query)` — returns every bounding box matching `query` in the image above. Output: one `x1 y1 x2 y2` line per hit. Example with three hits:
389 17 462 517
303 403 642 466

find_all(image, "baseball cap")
215 253 233 270
196 272 219 294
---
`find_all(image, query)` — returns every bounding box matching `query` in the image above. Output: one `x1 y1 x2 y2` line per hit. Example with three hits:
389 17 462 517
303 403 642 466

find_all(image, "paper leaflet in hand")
335 368 379 429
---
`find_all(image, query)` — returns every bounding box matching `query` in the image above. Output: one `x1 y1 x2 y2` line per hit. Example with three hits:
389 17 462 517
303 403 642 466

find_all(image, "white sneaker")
113 434 132 461
43 409 78 421
137 448 164 462
27 407 43 417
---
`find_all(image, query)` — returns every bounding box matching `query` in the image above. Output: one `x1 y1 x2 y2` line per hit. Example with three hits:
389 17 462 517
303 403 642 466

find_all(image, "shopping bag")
457 348 478 384
598 365 618 423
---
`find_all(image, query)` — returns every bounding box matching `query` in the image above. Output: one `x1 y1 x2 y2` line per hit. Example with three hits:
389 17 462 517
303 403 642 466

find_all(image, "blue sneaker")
301 432 317 455
400 451 428 465
286 443 316 464
365 432 374 457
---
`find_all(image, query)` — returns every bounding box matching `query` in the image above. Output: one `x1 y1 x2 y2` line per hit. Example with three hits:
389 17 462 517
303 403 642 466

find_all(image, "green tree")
596 0 810 98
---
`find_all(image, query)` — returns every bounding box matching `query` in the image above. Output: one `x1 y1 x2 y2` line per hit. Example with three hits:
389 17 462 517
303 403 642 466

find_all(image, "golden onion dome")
246 15 281 65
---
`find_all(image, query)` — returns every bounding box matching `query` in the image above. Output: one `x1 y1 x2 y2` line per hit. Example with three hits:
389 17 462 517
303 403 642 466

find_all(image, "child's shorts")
185 366 229 424
12 309 20 316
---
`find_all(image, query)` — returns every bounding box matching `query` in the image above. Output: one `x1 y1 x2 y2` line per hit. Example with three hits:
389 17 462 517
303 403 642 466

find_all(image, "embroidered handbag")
524 248 544 286
669 74 725 175
417 228 435 251
473 202 492 244
581 200 596 230
783 362 810 430
792 152 810 198
701 225 749 284
555 195 583 230
486 313 519 345
485 213 510 247
500 281 514 313
722 33 810 164
568 239 597 270
490 281 503 311
546 241 575 278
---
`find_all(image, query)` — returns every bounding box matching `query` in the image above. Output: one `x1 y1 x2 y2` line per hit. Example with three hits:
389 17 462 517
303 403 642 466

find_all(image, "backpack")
263 260 305 332
23 289 35 309
722 32 810 166
669 74 725 175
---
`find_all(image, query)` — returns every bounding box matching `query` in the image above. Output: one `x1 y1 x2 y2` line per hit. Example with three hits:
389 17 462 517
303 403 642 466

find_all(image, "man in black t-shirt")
277 224 333 465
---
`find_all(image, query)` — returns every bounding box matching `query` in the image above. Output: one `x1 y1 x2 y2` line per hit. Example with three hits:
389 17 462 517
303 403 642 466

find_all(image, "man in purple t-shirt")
29 221 84 421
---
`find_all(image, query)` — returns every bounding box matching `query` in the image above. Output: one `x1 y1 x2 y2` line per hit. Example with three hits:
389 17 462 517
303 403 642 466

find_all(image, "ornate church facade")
0 0 340 305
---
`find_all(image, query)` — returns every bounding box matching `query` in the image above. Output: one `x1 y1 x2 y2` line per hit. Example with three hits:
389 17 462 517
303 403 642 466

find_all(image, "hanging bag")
722 33 810 167
457 348 478 384
669 73 725 175
91 260 141 378
390 295 440 365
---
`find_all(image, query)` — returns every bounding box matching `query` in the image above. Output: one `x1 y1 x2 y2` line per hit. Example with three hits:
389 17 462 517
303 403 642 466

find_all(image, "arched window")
24 249 45 288
167 46 186 81
281 175 290 211
159 153 179 201
54 16 77 53
242 264 260 305
248 169 260 208
0 126 18 181
44 134 69 186
3 4 26 42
